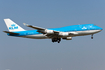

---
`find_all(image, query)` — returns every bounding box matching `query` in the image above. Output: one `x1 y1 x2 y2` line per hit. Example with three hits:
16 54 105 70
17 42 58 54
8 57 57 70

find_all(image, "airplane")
3 18 103 43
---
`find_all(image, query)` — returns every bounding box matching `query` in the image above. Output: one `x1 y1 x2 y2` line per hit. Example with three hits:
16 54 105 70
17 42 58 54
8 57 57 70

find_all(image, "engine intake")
44 29 54 34
59 32 69 37
63 37 72 40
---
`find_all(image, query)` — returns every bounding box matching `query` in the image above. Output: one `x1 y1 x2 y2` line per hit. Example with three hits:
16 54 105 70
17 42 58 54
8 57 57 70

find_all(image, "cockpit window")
93 24 96 26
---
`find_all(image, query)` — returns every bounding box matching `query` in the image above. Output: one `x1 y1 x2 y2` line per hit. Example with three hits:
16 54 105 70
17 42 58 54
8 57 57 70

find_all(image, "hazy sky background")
0 0 105 70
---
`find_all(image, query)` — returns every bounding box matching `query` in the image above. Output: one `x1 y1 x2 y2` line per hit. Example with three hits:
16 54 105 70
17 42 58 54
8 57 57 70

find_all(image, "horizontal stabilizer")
3 31 20 35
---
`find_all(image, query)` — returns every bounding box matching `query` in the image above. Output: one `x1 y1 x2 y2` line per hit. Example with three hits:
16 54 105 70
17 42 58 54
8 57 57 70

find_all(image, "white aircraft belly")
73 30 101 36
21 30 101 39
22 34 48 39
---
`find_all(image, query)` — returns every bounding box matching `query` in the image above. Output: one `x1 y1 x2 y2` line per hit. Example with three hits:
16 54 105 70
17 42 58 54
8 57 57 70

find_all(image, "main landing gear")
91 34 93 39
52 38 61 43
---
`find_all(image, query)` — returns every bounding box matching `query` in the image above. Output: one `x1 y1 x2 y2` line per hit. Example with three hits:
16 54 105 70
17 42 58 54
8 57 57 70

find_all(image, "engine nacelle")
44 29 54 34
59 32 69 37
63 37 72 40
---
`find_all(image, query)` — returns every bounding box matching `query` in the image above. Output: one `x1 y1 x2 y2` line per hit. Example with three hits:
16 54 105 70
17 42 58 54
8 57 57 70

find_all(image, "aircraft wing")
23 23 76 38
23 23 60 33
23 23 46 30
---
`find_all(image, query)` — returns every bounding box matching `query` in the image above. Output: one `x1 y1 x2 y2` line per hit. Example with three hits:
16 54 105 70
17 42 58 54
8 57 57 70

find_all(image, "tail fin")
4 19 25 32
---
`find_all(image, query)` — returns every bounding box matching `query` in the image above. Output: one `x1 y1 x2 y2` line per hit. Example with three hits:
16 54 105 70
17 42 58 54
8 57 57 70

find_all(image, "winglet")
23 23 27 26
23 23 26 25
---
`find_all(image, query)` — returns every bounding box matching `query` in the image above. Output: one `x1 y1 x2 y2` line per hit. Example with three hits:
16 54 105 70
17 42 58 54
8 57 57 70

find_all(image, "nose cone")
95 25 102 30
98 27 103 30
95 26 103 32
92 25 103 33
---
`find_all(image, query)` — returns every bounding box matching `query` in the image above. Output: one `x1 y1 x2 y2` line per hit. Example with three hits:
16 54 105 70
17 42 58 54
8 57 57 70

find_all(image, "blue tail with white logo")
4 19 25 32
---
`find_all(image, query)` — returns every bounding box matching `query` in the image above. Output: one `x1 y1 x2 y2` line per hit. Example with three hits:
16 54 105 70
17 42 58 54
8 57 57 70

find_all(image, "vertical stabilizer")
4 19 25 32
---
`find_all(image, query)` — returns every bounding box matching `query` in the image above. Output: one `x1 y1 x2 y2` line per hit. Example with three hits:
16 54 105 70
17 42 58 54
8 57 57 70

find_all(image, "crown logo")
82 26 87 29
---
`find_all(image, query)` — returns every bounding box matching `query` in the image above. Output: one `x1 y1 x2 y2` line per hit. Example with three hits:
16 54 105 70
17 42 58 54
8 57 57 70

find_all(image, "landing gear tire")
57 38 61 43
58 40 60 43
52 39 54 43
52 38 61 43
91 34 93 39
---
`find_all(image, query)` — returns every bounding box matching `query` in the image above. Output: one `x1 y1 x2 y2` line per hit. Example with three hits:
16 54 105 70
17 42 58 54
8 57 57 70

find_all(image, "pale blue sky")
0 0 105 70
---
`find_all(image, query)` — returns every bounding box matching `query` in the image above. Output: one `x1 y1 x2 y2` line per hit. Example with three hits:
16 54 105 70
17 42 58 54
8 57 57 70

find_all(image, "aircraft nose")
96 26 103 31
98 27 103 30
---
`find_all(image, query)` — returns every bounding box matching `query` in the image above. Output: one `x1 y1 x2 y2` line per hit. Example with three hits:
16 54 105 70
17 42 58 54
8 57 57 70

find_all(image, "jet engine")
44 29 54 34
62 37 72 40
59 32 69 37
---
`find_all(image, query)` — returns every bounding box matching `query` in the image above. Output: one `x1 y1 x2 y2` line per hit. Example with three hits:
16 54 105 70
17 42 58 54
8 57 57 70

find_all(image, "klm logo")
9 24 18 30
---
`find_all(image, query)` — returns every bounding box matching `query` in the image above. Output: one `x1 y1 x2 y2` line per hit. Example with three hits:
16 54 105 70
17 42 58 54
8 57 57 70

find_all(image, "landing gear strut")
91 34 93 39
52 38 61 43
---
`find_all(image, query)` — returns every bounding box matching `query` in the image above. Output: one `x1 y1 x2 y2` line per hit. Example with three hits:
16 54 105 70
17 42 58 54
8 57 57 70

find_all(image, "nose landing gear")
91 34 93 39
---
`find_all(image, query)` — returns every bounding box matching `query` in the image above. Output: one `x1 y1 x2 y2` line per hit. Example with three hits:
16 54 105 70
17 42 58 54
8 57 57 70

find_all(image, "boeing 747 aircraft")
3 19 103 43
